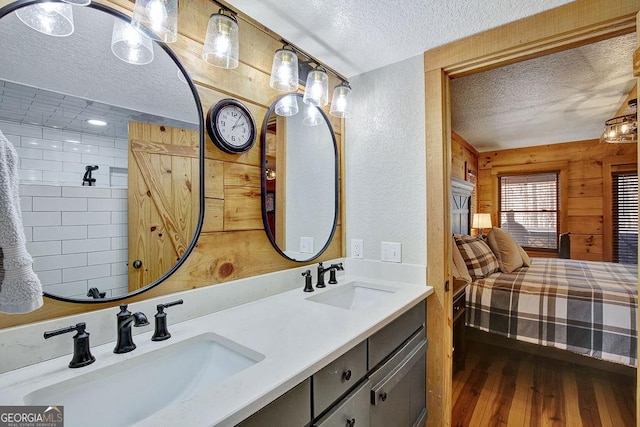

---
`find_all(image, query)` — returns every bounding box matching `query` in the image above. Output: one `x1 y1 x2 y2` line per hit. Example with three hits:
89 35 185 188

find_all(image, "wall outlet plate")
381 242 401 263
300 237 314 254
351 239 364 259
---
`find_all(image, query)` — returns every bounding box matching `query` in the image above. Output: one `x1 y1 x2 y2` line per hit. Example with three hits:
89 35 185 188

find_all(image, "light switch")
381 242 401 263
300 237 314 254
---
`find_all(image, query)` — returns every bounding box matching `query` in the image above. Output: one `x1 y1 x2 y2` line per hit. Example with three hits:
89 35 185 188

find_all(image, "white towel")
0 130 43 314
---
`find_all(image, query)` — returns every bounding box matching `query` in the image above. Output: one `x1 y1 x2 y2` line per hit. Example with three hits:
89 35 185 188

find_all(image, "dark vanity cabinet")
236 300 427 427
452 280 466 374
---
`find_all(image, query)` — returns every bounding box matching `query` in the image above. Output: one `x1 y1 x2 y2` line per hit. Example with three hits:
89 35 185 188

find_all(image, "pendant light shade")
330 83 351 118
303 105 323 126
303 68 329 107
202 11 239 69
131 0 178 43
269 48 299 92
111 20 154 65
275 95 299 117
16 3 74 37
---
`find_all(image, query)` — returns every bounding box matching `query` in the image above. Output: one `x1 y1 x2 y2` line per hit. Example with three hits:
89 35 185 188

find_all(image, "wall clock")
206 98 257 154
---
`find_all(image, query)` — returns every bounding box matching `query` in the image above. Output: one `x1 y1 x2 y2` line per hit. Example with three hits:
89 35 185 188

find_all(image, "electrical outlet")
381 242 401 263
300 237 314 254
351 239 364 259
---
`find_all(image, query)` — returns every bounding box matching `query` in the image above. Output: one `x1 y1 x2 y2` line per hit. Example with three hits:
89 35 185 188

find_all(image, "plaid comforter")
466 258 638 367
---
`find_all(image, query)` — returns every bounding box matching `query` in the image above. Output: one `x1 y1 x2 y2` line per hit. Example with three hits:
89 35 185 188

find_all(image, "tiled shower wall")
1 120 129 299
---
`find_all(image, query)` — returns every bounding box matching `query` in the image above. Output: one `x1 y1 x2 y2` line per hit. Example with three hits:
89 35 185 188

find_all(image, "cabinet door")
236 379 310 427
313 380 370 427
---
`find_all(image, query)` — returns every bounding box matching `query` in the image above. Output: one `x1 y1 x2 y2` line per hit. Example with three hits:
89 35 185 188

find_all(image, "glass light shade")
472 213 492 230
303 105 322 126
111 20 154 65
600 113 637 143
275 95 299 117
131 0 178 43
201 12 239 69
15 3 74 37
330 83 351 118
61 0 91 6
269 49 299 92
303 69 329 107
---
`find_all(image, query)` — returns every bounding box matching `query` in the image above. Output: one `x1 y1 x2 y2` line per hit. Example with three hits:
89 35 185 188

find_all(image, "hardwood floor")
452 339 636 426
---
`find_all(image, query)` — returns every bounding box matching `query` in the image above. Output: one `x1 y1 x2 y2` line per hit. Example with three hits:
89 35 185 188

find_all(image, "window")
499 172 559 250
612 172 638 264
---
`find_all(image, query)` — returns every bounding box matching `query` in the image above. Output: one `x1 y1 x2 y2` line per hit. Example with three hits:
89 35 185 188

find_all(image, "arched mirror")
0 0 204 302
261 93 338 262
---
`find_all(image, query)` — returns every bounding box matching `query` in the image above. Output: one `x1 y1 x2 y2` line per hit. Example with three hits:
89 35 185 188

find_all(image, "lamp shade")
274 95 299 117
303 69 329 107
330 83 351 118
131 0 178 43
472 213 492 230
111 20 154 65
269 48 299 92
303 105 322 126
16 3 74 37
202 12 239 69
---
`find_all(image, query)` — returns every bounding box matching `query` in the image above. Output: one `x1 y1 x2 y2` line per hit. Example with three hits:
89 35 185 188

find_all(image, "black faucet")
151 299 184 341
82 165 99 186
86 287 106 299
316 262 344 288
114 304 149 354
302 270 314 292
44 322 96 368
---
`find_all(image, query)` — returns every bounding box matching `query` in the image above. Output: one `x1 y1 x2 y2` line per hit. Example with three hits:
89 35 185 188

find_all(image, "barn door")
127 122 199 291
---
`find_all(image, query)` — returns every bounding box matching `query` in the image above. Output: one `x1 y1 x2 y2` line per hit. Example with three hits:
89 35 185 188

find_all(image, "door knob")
132 260 143 269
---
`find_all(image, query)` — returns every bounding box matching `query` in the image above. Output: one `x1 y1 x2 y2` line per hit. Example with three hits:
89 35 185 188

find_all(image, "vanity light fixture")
131 0 178 43
202 9 239 69
303 66 329 107
111 19 154 65
15 2 74 37
274 94 299 117
329 82 351 118
269 46 299 92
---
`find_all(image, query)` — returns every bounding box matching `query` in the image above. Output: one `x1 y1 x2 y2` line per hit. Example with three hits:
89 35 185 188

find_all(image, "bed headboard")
451 177 475 235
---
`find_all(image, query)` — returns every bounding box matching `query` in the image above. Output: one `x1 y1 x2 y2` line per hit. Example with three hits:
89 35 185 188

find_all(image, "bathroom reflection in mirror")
0 0 204 302
261 94 338 262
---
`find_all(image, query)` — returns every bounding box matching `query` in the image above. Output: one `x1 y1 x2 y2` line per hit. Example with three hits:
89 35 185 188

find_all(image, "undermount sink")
306 281 396 311
24 333 264 427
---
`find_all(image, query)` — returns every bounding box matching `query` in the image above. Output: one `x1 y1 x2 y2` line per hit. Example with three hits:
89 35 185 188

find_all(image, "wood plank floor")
452 339 636 426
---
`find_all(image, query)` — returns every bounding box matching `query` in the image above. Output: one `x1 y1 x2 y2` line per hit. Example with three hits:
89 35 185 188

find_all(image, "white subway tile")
22 158 63 172
62 238 111 254
113 157 127 168
88 198 126 212
48 150 82 163
88 224 126 238
20 196 32 212
64 141 98 155
22 212 61 227
111 211 127 225
81 134 115 147
0 121 42 138
99 146 128 159
23 227 32 242
88 274 127 291
33 253 87 271
43 128 83 142
33 225 86 241
19 184 61 197
43 280 88 297
110 286 130 297
35 269 62 286
18 169 42 182
42 171 82 185
110 236 127 250
114 139 128 150
27 241 61 257
33 197 87 212
111 188 127 199
111 262 128 276
61 186 111 198
88 249 127 265
62 211 111 226
63 264 110 282
15 146 43 160
21 137 62 151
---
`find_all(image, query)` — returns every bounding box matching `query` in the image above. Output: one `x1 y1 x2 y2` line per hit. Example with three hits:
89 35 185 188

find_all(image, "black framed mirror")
261 93 338 262
0 0 204 302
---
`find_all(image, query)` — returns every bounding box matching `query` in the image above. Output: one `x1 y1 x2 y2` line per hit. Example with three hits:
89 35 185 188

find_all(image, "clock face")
206 99 257 154
216 105 252 147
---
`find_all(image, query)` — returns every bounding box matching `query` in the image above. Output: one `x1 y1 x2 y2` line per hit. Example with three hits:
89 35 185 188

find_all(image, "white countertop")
0 274 432 426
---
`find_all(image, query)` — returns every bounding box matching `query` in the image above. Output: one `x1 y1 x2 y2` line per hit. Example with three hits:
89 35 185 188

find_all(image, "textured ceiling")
451 33 637 151
226 0 574 78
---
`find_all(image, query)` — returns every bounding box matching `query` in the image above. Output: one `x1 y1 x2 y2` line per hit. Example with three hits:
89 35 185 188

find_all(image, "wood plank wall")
0 0 344 328
476 139 636 261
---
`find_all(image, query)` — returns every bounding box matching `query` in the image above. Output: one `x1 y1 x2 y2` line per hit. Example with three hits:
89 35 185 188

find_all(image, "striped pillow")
454 236 500 280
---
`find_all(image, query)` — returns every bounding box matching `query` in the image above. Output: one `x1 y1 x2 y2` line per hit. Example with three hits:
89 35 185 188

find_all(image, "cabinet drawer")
313 340 367 417
237 378 310 427
313 380 370 427
368 300 425 369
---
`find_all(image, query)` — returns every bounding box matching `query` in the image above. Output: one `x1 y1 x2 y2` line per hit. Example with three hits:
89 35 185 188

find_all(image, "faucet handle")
302 270 314 292
44 322 96 368
151 299 184 341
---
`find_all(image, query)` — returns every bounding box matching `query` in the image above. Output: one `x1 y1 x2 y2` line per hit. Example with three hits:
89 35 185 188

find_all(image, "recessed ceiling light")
87 119 107 126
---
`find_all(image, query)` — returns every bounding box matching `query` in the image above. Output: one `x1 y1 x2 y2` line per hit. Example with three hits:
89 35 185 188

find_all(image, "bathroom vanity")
0 267 431 426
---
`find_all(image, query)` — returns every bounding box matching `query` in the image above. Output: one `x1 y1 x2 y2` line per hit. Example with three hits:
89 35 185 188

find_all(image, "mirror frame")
260 93 339 262
0 0 205 303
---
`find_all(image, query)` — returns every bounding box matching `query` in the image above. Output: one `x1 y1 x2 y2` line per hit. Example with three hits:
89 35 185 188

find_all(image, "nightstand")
452 280 466 374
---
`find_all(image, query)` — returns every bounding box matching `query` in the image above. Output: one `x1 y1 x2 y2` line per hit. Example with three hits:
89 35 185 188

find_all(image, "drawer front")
313 340 367 416
237 378 310 427
313 380 371 427
368 300 425 369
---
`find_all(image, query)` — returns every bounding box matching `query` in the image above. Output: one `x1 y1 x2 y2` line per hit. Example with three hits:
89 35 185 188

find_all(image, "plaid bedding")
466 257 638 367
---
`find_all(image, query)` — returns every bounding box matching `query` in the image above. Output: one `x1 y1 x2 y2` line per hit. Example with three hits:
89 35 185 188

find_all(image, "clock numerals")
206 99 257 154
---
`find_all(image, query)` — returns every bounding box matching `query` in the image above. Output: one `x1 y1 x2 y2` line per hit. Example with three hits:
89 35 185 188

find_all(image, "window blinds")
613 173 638 265
499 172 558 250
